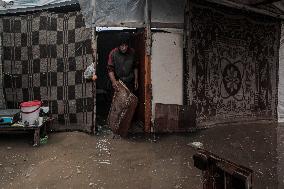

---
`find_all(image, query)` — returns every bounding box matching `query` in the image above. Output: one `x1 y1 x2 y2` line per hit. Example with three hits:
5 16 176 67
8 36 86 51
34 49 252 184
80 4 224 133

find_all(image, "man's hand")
135 79 138 91
92 73 97 81
134 68 138 91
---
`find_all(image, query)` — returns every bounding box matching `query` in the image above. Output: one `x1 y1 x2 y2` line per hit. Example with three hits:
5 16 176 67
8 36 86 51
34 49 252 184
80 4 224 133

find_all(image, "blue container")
0 117 13 125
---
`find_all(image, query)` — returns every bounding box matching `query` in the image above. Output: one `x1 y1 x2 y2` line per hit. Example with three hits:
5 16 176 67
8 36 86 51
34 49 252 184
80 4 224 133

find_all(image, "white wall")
151 31 184 119
279 23 284 122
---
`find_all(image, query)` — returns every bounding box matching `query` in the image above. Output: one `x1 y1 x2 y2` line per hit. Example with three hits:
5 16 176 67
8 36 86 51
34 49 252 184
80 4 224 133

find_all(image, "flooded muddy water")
0 122 283 189
188 122 284 189
0 131 201 189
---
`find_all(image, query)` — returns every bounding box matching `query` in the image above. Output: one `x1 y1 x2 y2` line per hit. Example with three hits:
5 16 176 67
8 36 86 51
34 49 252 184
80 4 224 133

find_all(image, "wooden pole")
91 27 97 134
144 0 152 133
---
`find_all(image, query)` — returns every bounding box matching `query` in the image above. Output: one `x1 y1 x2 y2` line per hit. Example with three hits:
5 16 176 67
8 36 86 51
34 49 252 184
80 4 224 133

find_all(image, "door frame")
93 28 152 133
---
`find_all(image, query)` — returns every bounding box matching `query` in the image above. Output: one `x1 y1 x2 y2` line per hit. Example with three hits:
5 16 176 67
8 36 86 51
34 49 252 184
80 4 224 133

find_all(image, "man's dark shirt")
107 47 138 87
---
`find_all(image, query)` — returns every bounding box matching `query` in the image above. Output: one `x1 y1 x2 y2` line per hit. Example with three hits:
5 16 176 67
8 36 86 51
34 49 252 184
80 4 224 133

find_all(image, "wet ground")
0 130 202 189
1 122 284 189
190 122 284 189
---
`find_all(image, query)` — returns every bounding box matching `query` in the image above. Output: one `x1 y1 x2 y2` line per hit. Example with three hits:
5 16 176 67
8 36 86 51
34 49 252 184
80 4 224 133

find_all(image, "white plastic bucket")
20 100 42 125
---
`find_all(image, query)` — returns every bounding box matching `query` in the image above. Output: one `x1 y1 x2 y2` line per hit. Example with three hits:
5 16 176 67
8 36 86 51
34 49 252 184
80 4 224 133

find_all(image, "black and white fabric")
1 11 95 132
185 1 280 127
0 34 5 109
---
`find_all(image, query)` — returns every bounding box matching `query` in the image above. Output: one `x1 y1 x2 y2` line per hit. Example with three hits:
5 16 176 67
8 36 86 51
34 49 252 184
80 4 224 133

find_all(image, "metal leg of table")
33 128 40 147
43 124 47 137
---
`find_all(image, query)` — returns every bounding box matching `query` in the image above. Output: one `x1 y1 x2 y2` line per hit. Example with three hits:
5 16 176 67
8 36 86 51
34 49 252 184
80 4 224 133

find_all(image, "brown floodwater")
189 122 284 189
0 122 283 189
0 129 201 189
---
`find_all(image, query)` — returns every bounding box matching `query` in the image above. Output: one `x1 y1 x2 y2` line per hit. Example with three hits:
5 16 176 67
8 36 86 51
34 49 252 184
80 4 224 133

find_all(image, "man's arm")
108 71 118 91
108 49 118 91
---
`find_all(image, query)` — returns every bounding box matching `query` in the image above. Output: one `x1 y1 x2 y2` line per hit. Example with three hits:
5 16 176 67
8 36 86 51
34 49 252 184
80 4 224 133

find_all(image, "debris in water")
5 167 13 173
174 184 182 189
98 161 111 165
189 142 204 149
89 183 94 187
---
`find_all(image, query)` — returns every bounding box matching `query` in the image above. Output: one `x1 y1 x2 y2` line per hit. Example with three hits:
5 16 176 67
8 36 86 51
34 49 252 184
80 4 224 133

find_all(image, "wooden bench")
0 118 54 146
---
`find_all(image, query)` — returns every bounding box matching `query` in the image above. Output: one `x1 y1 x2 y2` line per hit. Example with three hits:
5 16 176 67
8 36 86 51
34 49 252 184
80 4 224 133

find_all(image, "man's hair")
118 33 130 45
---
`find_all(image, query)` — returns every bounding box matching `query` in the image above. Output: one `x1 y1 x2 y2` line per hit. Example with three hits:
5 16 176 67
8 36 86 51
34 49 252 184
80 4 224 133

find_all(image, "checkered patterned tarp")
0 34 5 109
1 11 95 132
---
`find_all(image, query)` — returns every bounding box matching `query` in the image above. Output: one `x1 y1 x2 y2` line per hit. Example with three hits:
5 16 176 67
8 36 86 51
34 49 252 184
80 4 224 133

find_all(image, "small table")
0 118 53 146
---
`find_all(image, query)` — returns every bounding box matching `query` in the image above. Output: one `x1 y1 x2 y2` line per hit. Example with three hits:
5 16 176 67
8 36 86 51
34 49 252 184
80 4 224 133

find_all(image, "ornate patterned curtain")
184 0 280 127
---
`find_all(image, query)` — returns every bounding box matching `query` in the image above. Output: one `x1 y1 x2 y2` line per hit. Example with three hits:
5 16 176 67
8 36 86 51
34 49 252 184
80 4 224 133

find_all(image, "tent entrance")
95 28 149 134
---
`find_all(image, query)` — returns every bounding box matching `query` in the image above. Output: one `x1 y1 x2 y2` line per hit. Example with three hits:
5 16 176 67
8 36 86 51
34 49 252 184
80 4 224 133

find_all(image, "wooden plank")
0 127 39 131
91 27 97 134
144 54 152 133
144 0 153 133
193 149 253 189
151 22 184 29
154 103 196 133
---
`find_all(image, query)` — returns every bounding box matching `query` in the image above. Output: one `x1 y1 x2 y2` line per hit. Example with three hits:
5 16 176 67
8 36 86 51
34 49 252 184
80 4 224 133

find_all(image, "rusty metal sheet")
154 103 196 133
107 80 138 137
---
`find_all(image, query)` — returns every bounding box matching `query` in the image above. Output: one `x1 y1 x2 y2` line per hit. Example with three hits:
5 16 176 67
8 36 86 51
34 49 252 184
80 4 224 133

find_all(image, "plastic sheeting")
278 23 284 122
151 0 185 25
0 0 186 27
0 0 73 9
78 0 185 28
0 0 78 14
79 0 145 28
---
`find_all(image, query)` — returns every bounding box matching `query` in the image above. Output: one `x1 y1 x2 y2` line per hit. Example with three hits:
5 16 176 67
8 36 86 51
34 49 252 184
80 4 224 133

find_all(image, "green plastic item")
40 136 48 145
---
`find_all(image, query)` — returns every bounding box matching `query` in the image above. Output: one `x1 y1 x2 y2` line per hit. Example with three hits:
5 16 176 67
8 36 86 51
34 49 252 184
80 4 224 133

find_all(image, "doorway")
95 28 150 133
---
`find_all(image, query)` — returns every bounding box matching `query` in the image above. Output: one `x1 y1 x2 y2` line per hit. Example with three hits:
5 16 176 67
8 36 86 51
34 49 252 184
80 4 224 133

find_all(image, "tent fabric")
78 0 185 28
1 11 95 132
184 1 280 127
77 0 283 28
79 0 145 28
0 0 73 10
0 35 5 109
151 0 185 24
0 0 78 14
278 23 284 122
